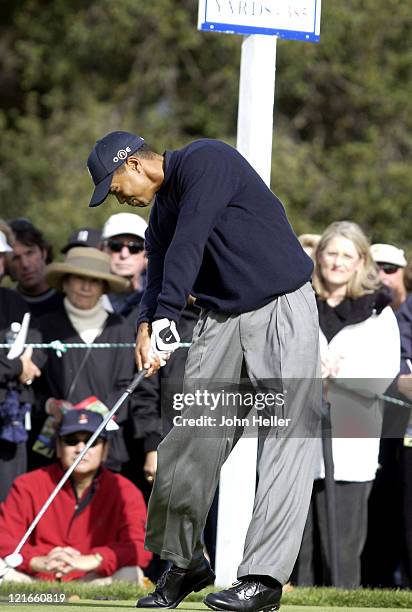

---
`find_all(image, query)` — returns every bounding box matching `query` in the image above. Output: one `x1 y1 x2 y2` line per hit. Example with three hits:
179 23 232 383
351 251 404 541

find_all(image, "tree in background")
0 0 411 251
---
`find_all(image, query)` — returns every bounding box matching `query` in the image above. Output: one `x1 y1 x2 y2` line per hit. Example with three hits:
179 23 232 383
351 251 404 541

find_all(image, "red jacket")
0 464 152 581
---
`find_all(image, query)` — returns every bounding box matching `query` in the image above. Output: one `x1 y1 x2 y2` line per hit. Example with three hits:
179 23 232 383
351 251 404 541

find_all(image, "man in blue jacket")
87 131 321 612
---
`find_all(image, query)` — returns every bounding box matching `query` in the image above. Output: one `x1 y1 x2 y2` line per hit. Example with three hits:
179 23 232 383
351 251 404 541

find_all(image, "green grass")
0 601 410 612
0 583 411 609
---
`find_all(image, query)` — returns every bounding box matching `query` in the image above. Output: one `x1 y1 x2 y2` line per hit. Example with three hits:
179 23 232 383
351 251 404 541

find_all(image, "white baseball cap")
0 230 12 253
371 243 407 268
101 213 148 241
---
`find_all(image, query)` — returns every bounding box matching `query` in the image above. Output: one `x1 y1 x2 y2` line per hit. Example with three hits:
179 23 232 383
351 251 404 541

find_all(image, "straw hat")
46 247 129 293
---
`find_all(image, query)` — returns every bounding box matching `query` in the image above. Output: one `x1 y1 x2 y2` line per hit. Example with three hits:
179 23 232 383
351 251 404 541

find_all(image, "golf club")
0 368 148 582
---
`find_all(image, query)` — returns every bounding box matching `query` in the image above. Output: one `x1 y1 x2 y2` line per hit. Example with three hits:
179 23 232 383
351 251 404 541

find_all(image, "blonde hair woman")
313 221 380 301
296 221 400 588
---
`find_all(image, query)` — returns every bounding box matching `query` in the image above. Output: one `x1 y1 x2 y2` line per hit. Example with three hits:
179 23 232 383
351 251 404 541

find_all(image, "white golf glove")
149 318 180 367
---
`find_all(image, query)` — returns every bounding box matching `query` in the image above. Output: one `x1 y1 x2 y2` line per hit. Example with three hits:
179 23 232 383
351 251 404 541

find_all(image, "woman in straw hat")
30 247 139 474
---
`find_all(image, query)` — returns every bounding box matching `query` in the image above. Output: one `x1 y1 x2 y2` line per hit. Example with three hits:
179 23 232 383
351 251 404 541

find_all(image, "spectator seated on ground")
0 409 152 583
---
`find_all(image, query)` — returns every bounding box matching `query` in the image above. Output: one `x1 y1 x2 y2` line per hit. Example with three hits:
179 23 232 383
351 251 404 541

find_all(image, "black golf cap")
87 131 145 208
61 227 102 254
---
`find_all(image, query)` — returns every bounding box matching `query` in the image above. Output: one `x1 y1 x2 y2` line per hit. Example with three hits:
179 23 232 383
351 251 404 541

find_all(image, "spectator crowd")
0 214 411 589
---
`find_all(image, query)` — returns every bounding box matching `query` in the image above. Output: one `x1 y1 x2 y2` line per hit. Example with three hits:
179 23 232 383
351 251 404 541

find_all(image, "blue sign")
198 1 321 43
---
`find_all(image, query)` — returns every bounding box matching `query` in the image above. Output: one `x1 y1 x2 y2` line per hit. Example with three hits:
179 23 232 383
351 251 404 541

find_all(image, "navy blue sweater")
137 139 313 325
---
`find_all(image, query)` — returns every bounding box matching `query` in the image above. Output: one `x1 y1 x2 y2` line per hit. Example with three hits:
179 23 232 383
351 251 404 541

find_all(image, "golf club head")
5 552 23 568
0 552 23 581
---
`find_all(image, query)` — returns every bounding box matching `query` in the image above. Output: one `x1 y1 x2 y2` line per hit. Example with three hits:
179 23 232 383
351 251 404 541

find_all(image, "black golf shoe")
204 576 282 612
136 557 215 608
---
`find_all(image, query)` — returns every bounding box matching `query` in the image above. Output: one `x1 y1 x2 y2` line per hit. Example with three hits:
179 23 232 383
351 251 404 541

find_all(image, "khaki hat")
46 247 129 293
371 243 407 268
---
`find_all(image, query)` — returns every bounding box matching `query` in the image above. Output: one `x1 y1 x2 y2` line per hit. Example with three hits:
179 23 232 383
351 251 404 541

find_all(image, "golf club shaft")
12 369 147 556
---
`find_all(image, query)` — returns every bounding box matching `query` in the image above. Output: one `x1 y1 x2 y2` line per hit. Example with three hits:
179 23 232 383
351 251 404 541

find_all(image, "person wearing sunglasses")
101 212 148 320
371 243 408 311
0 408 152 583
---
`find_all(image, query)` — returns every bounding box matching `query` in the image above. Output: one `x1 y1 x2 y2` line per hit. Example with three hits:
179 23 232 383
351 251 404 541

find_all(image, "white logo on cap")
113 146 131 163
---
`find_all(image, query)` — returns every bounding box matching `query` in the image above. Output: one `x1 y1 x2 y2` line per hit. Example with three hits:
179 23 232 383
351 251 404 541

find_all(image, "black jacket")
137 139 313 325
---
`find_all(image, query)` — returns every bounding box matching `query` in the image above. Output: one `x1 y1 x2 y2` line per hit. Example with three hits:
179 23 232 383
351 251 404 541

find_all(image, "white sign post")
197 0 321 587
237 34 278 184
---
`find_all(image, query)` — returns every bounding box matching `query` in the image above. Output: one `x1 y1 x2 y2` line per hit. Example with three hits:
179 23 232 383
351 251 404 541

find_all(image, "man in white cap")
100 213 148 319
371 243 408 311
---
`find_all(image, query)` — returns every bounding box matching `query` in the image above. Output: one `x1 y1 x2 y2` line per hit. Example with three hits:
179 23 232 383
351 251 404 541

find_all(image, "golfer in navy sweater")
87 132 321 612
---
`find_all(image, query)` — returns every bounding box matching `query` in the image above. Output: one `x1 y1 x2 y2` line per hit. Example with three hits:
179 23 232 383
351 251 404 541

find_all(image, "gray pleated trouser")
145 281 321 584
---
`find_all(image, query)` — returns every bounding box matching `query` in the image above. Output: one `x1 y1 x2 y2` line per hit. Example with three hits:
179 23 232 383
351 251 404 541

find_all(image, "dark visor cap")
58 409 108 438
87 131 145 208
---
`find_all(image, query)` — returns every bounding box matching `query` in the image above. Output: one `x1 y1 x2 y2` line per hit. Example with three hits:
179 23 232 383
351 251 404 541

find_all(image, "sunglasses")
61 435 103 447
107 239 144 254
377 263 400 275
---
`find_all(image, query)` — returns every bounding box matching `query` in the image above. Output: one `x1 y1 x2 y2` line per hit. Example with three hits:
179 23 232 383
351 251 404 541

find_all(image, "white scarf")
64 297 109 344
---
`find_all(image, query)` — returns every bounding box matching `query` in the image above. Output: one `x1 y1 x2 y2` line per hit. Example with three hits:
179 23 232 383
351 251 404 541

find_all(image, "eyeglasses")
107 239 144 254
61 435 103 447
377 263 400 275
